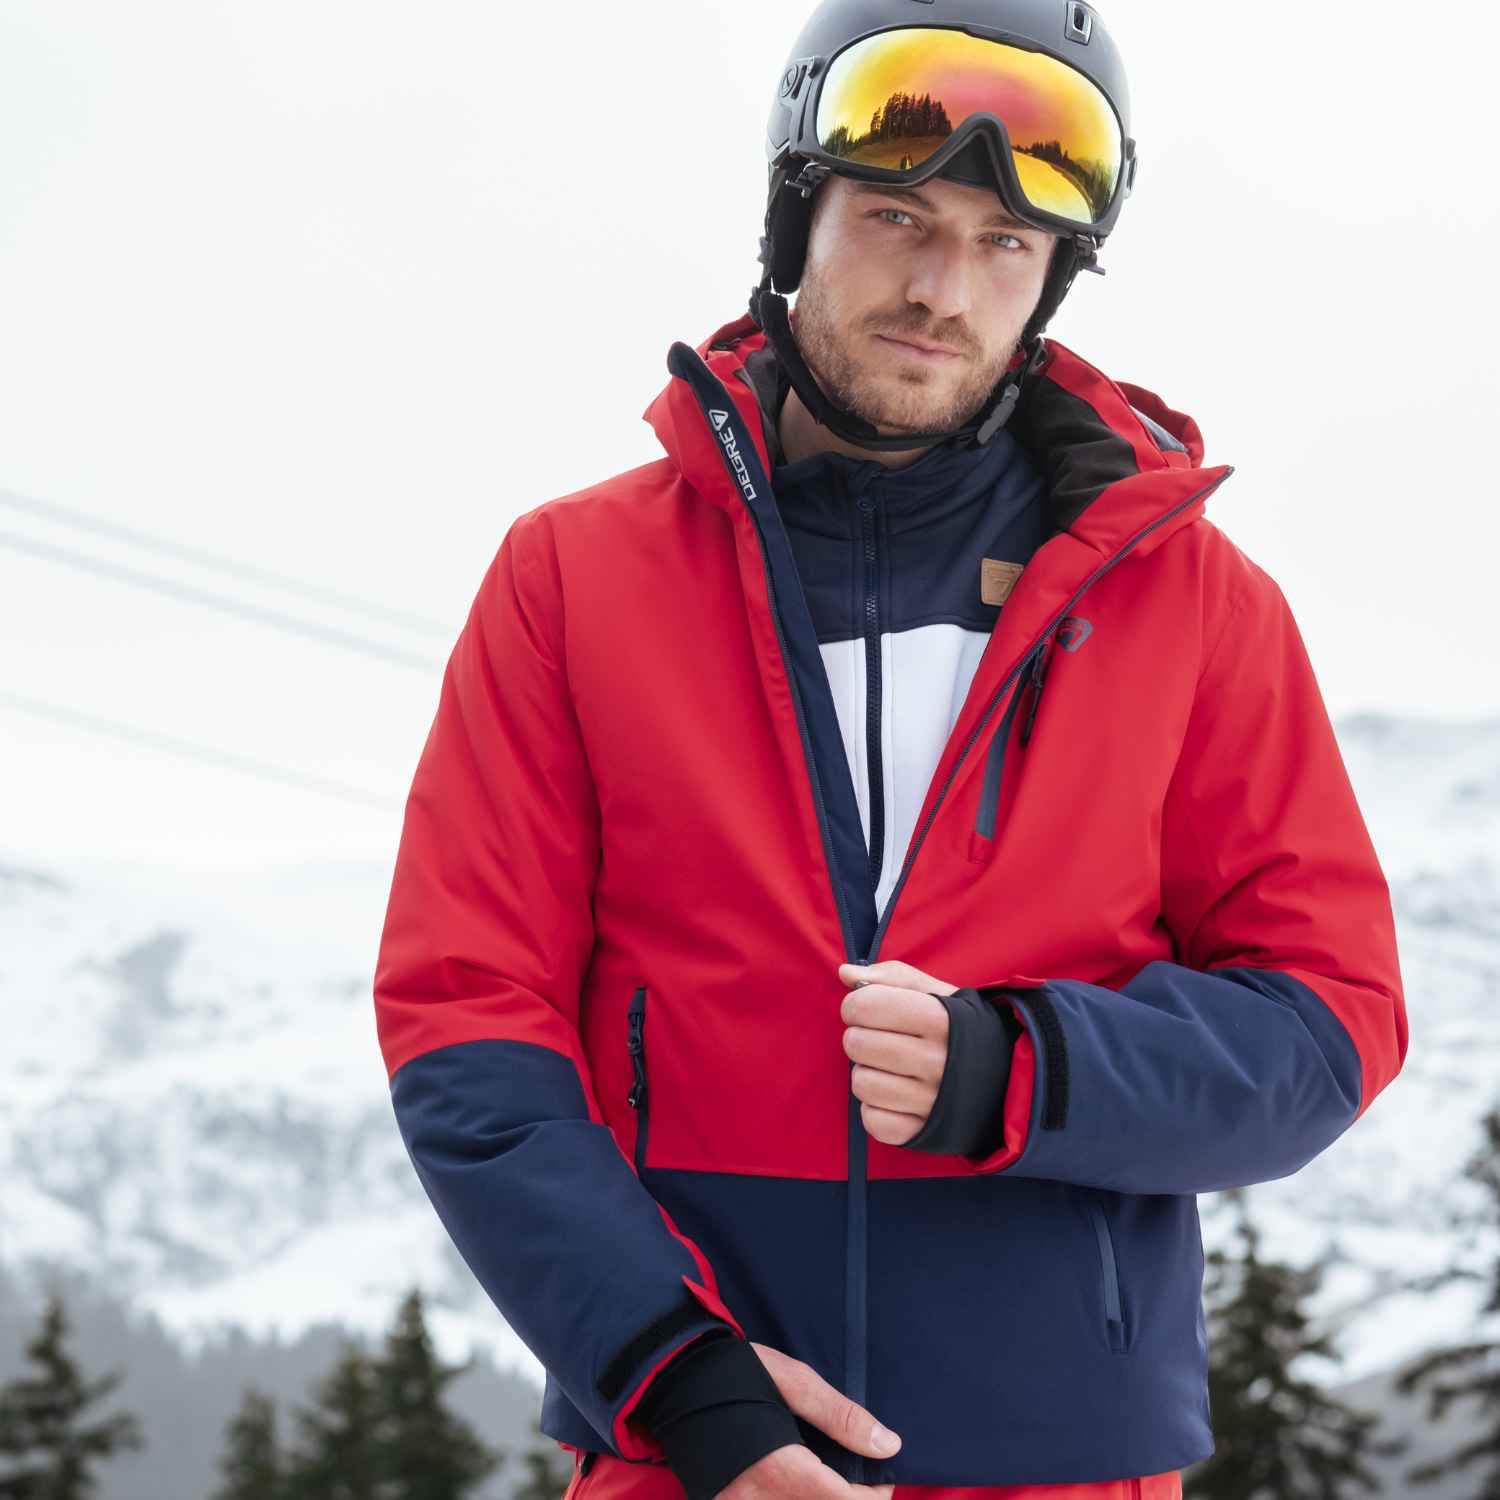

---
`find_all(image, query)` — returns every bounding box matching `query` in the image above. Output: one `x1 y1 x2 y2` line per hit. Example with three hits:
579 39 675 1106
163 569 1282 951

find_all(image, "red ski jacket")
373 311 1408 1494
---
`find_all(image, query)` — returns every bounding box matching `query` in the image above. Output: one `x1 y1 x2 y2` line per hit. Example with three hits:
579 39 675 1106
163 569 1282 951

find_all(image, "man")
372 4 1408 1500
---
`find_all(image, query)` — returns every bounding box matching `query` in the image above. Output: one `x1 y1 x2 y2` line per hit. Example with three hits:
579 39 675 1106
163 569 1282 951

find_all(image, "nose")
904 232 974 323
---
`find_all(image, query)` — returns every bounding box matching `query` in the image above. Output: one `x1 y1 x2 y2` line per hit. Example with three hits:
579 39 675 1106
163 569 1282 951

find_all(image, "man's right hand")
718 1344 901 1500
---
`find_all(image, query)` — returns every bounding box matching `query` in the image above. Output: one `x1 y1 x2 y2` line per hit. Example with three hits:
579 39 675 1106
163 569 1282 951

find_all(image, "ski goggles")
804 26 1130 234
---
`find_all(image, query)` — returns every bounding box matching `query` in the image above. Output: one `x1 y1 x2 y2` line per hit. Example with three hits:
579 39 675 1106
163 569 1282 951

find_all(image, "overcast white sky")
2 1 1496 868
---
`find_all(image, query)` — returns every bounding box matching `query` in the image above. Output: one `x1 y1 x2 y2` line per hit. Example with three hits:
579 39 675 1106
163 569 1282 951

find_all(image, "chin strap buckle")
976 337 1048 446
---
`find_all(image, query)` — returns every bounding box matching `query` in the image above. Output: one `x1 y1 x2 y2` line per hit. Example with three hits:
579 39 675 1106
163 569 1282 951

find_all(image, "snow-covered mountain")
3 711 1498 1401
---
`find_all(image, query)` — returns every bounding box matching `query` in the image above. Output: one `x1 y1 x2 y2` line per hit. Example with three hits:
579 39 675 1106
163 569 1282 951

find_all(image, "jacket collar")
644 312 1233 566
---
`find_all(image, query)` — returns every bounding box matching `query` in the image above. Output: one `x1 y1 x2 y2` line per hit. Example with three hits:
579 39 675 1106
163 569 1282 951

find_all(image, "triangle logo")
710 410 731 432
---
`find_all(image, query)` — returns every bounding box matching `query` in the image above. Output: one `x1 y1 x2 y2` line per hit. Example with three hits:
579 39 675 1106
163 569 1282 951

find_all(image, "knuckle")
833 1400 865 1449
779 1354 813 1399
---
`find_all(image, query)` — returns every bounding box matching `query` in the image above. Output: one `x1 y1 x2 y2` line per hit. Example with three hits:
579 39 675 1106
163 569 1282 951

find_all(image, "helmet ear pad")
764 166 820 295
1022 236 1081 345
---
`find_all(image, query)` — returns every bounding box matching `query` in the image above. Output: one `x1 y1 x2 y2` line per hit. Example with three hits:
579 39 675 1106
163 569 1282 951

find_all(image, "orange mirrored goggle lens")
815 27 1123 227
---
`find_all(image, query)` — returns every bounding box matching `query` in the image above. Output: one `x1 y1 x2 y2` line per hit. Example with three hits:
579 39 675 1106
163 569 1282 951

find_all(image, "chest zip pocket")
1086 1193 1127 1351
626 984 650 1173
971 639 1051 858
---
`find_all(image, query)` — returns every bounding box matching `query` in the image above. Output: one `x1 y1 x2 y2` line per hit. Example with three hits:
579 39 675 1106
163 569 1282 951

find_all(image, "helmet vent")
1065 4 1093 43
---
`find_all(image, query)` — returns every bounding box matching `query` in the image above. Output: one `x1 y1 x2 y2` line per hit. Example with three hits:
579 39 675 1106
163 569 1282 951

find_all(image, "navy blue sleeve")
390 1040 741 1459
968 965 1368 1193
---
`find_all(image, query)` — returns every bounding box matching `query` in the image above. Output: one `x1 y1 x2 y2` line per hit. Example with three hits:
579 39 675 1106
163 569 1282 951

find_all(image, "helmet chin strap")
748 278 1046 454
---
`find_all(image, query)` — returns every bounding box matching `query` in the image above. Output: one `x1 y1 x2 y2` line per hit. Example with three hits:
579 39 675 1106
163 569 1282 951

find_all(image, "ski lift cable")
0 486 452 640
0 528 444 673
0 690 401 812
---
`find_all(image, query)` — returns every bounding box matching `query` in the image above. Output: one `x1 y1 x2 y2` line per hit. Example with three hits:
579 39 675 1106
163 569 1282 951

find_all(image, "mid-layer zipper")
859 494 884 898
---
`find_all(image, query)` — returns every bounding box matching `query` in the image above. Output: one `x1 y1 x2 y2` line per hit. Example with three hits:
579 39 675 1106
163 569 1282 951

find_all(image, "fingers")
857 1099 931 1146
842 1023 947 1082
749 1344 901 1461
839 959 952 995
849 1063 935 1118
722 1442 896 1500
840 985 950 1043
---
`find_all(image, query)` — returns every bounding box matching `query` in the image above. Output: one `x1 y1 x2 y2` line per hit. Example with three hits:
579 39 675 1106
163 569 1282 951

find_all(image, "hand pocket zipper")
1085 1192 1128 1352
626 984 650 1173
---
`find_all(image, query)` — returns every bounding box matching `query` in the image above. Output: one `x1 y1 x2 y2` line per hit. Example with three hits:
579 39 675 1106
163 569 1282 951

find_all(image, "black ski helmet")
749 0 1138 451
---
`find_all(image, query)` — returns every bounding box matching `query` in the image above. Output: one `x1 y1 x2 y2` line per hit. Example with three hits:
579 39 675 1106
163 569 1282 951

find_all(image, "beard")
790 254 1026 437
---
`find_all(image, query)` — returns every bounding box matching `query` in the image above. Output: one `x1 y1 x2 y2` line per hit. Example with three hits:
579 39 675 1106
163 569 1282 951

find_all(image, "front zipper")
669 344 1230 1483
626 984 649 1173
671 344 870 1481
1086 1193 1128 1351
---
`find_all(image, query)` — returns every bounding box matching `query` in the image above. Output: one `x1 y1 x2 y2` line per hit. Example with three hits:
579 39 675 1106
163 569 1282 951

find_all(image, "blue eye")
876 208 1025 251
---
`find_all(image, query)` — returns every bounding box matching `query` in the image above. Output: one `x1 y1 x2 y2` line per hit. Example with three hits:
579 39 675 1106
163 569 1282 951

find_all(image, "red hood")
644 312 1232 565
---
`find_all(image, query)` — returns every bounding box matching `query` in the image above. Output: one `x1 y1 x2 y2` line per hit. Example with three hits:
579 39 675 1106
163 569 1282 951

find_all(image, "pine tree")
1185 1189 1401 1499
1392 1102 1500 1491
373 1288 499 1500
284 1342 384 1500
213 1387 284 1500
0 1291 143 1500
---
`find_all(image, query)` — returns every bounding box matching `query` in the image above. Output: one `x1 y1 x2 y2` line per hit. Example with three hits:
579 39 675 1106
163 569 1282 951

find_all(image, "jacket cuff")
901 987 1025 1157
629 1328 805 1500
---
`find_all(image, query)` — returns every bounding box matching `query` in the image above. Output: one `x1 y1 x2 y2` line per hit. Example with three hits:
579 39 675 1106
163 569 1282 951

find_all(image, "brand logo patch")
709 410 758 503
981 558 1023 607
1056 616 1093 653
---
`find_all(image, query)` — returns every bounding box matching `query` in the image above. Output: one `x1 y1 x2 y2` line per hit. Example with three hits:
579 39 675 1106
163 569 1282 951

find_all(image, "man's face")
791 173 1058 438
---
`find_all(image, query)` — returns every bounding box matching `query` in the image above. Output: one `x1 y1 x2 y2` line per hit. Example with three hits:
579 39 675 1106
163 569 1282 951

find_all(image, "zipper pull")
1020 641 1052 746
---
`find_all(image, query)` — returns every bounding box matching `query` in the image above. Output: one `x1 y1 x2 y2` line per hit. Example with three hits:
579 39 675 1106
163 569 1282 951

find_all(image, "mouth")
873 333 964 365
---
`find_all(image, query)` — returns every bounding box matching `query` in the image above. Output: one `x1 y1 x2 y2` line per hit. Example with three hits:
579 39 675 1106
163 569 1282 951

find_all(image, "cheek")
827 232 892 296
993 258 1050 316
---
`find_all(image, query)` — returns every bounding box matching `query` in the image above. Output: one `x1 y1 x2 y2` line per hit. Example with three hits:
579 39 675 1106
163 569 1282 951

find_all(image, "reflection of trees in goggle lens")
821 88 1113 221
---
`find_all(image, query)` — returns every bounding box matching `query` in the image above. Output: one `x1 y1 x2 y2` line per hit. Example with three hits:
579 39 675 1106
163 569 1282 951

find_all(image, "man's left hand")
837 959 958 1146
